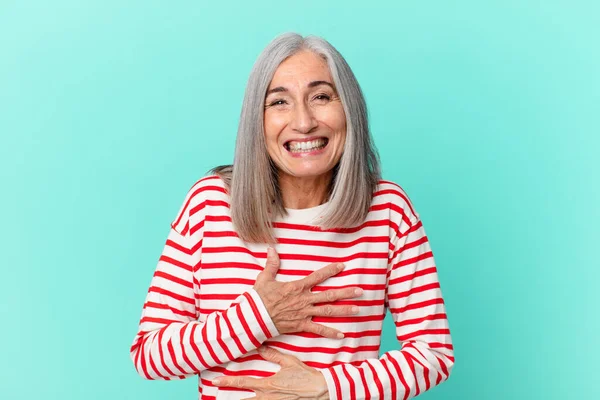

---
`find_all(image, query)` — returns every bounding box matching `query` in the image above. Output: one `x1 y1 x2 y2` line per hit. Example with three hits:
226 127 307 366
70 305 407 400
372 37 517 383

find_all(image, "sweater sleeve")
320 217 455 399
130 190 279 380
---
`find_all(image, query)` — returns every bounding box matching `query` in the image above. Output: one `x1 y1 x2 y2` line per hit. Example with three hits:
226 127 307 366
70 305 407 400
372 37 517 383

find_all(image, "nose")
289 102 318 134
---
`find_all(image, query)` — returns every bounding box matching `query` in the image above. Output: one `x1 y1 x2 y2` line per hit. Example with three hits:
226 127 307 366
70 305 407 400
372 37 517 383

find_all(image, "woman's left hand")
212 346 330 400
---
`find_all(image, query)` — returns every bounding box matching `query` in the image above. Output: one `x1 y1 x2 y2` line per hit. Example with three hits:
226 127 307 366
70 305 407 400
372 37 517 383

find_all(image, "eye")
313 93 331 102
266 99 287 107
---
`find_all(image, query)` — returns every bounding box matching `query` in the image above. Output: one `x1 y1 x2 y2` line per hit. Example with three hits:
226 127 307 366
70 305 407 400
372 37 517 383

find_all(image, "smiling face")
263 50 347 184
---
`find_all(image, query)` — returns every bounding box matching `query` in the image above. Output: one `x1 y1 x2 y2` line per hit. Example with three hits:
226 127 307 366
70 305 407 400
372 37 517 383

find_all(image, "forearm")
131 288 279 379
320 216 454 399
320 339 454 400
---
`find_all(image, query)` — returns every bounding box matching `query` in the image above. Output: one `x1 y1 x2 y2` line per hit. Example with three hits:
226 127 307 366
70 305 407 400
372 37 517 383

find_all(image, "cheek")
318 104 346 134
329 110 347 154
263 112 286 140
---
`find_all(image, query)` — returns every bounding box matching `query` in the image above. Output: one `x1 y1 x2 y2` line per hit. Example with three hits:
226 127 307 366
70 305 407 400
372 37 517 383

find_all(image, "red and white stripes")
320 213 454 400
130 176 454 399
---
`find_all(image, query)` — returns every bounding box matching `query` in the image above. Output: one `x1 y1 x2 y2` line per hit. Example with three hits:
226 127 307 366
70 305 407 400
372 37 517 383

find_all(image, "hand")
213 346 329 400
254 247 363 339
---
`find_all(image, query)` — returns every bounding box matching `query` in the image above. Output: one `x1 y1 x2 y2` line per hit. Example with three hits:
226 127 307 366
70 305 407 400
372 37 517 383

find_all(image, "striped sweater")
130 175 454 400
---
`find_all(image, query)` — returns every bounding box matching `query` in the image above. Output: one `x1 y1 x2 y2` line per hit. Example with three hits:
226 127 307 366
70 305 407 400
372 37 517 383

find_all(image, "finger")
311 287 363 304
244 395 268 400
241 395 260 400
298 262 344 290
308 304 359 317
258 346 301 368
212 376 261 390
301 320 346 339
260 247 281 281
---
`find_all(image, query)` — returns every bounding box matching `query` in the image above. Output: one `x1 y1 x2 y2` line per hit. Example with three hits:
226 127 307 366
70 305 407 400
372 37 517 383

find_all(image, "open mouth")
284 137 329 153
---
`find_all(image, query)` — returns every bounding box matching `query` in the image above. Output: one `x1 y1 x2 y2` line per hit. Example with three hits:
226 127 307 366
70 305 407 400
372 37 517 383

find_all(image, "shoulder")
171 175 229 233
373 179 421 227
185 174 229 202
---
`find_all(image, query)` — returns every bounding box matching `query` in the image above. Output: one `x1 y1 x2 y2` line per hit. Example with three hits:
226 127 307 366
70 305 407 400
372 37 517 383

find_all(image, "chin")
284 166 335 179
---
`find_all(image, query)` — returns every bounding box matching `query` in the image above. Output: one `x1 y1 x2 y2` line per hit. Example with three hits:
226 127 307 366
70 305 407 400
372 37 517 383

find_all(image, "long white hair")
213 32 380 243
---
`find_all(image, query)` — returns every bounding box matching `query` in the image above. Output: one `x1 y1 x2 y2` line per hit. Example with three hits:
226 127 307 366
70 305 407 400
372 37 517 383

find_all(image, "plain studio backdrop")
1 1 598 399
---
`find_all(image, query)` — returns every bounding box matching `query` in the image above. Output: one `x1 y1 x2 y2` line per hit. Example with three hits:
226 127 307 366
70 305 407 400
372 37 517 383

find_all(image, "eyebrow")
266 80 335 96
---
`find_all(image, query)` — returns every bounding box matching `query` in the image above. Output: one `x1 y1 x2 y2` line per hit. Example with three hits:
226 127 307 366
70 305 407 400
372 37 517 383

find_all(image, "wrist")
317 368 339 400
316 370 330 400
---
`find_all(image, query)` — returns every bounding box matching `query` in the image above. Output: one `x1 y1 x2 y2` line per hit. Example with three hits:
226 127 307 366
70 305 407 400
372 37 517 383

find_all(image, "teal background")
1 1 598 399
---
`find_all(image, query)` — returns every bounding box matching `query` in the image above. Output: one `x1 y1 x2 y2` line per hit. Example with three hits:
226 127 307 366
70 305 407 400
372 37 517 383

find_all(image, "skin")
213 346 330 400
263 50 347 209
214 51 356 399
255 247 362 340
215 249 359 399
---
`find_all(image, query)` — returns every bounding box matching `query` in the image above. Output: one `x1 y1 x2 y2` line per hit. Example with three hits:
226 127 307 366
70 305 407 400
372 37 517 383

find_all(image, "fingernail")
354 288 363 296
212 378 223 385
352 306 359 314
337 332 344 339
257 346 266 353
337 263 345 271
267 247 273 256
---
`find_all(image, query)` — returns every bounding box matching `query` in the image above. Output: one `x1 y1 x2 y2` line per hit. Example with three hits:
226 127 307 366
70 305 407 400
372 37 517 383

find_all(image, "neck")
279 172 332 209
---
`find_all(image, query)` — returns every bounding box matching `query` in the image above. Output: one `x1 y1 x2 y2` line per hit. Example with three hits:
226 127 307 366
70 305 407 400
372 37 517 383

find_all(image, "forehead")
268 50 332 88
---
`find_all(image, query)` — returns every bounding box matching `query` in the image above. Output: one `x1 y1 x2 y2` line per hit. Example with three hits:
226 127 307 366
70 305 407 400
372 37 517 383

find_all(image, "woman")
130 33 454 400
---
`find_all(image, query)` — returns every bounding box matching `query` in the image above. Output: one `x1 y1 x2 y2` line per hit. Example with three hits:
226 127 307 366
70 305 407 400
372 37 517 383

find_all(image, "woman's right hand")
253 247 363 339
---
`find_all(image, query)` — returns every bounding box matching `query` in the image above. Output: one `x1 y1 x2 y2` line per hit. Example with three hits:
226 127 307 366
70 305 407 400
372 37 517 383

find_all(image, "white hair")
212 32 380 243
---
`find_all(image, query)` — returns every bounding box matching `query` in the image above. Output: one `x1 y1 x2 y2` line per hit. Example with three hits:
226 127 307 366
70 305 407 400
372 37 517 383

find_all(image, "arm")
130 219 279 380
131 222 363 380
320 218 455 400
213 218 454 400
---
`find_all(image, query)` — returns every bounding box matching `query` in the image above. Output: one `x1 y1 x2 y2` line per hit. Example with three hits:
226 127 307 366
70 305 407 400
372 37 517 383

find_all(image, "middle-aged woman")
131 32 454 400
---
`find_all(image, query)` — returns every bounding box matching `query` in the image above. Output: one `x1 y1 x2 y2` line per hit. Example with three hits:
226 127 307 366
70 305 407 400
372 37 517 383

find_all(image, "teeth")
288 138 327 152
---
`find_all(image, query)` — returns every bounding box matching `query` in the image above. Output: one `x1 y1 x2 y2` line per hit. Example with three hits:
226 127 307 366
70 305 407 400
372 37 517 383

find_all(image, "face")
263 50 347 182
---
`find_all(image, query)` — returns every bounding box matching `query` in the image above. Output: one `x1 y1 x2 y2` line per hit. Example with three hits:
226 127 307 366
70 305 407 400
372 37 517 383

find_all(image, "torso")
186 176 415 399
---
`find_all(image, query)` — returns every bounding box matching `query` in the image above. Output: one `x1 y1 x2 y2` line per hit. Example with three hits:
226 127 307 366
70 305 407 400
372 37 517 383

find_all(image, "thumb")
261 246 280 281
